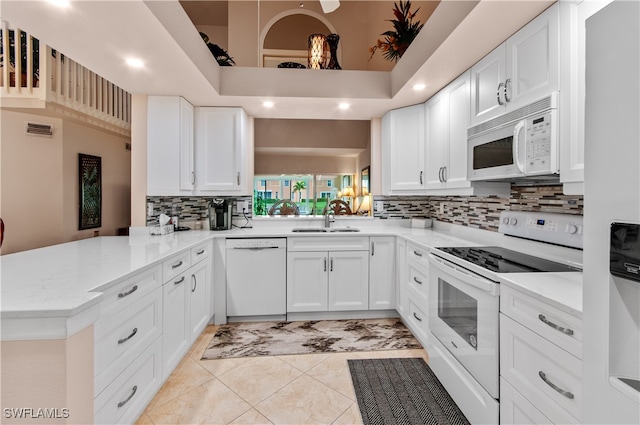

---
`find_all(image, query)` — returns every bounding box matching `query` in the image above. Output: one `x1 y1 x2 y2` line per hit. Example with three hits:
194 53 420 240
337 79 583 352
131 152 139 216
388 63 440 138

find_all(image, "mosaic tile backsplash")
375 185 583 232
148 185 583 233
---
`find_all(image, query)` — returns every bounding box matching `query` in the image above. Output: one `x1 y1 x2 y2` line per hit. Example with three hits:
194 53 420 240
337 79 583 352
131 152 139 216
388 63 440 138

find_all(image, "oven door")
467 119 526 181
429 253 500 398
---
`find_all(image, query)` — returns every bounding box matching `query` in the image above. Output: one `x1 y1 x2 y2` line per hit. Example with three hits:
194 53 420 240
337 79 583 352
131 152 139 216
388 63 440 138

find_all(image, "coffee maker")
208 199 233 230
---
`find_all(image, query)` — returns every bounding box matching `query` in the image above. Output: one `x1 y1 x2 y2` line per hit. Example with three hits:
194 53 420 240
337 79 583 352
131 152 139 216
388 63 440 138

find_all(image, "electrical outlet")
374 201 384 212
236 200 249 213
147 202 153 216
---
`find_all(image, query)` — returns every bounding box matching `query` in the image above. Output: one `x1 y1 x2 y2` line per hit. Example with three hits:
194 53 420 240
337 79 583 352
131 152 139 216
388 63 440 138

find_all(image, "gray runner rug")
201 318 421 359
348 358 471 425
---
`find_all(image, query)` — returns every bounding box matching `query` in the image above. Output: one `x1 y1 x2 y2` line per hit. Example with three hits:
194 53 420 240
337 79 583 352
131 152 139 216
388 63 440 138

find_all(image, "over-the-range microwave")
467 92 559 182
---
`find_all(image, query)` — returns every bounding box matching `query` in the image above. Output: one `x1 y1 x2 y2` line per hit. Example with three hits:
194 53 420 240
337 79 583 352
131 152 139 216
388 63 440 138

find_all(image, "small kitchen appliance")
208 199 233 230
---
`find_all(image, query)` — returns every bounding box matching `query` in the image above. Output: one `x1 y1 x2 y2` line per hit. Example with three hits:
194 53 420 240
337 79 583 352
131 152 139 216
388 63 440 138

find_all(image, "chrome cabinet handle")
413 312 422 322
538 371 574 399
117 328 138 345
192 274 197 293
504 78 511 103
413 276 423 285
330 258 334 272
419 171 423 184
237 172 240 185
413 250 423 257
324 258 327 272
172 260 183 269
118 285 138 299
371 241 375 256
538 314 574 336
442 166 447 182
438 167 443 182
174 276 185 285
497 82 505 105
196 249 205 255
117 385 138 408
191 171 195 185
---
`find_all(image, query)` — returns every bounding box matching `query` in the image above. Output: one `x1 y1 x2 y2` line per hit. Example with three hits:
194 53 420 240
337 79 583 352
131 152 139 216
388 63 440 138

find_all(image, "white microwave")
467 94 559 182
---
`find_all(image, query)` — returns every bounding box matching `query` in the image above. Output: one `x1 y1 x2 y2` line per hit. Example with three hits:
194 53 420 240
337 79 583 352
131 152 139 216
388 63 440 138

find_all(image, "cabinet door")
287 251 328 312
388 104 426 193
328 250 369 311
424 93 446 189
195 107 243 192
179 98 194 191
162 272 189 380
445 72 472 188
470 46 506 126
147 96 194 196
505 3 559 111
369 237 396 310
189 261 209 344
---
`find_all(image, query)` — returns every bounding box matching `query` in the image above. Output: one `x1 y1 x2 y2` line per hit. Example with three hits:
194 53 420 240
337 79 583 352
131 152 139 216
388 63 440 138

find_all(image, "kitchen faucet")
324 211 335 228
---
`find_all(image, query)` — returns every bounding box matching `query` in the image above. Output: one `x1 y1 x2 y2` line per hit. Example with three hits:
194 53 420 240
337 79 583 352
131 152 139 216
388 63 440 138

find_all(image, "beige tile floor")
136 324 429 425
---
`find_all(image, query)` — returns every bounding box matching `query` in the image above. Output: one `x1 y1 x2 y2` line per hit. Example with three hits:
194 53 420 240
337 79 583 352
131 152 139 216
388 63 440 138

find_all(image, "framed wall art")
78 153 102 230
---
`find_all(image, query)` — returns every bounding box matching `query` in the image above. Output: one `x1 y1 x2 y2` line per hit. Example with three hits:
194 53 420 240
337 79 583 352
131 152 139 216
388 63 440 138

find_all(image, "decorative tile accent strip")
375 185 583 232
146 196 252 225
372 196 430 219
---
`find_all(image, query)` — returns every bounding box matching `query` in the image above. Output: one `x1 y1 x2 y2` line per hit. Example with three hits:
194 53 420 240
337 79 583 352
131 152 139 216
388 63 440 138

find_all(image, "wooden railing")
1 21 131 132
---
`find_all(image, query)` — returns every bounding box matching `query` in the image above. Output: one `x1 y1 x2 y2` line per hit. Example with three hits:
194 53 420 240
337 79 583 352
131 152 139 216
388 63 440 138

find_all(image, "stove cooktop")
435 246 580 274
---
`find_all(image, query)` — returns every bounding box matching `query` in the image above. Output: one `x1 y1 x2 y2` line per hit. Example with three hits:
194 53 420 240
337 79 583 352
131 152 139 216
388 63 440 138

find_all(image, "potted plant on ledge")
369 0 425 63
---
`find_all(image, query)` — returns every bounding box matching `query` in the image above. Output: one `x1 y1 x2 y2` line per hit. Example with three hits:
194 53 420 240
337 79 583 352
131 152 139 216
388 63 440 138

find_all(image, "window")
327 180 332 187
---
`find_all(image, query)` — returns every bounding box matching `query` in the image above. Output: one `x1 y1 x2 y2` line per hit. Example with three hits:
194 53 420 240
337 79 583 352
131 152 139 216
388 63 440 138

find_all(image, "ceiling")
0 1 554 120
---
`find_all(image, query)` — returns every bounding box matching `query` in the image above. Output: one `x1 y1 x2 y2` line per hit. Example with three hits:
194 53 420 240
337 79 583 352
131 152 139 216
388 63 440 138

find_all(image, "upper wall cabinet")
382 104 426 195
147 96 194 196
470 3 559 126
195 107 253 195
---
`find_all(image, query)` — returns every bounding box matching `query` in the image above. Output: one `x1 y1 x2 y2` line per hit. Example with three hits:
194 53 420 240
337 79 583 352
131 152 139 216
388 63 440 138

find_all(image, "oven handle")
429 254 499 296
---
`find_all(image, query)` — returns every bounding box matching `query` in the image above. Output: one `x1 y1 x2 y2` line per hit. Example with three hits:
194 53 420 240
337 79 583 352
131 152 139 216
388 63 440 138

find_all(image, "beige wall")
255 153 356 175
0 109 131 255
254 118 369 150
227 1 437 71
0 326 94 425
195 24 229 51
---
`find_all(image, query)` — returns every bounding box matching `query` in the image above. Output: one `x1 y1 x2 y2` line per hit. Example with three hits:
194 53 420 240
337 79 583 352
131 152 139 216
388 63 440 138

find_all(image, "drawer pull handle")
451 341 458 349
330 258 334 272
118 285 138 299
324 258 327 272
413 312 422 322
117 385 138 408
117 328 138 345
174 276 185 285
413 250 423 257
538 371 574 399
196 249 205 255
413 276 423 285
172 260 183 269
192 274 197 293
538 314 574 336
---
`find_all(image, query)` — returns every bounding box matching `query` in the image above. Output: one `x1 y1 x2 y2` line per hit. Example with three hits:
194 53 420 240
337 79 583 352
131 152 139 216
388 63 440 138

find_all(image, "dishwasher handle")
232 246 281 250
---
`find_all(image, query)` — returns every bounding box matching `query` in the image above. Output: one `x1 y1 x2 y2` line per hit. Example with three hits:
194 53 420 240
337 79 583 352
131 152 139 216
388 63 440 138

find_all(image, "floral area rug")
201 318 421 360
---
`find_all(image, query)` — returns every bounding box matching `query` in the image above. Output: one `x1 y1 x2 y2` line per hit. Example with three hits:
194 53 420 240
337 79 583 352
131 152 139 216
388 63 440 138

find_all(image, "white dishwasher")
226 238 287 317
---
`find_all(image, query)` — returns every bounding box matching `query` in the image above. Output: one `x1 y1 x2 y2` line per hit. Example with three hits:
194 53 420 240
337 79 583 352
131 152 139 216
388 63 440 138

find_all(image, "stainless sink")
291 227 360 233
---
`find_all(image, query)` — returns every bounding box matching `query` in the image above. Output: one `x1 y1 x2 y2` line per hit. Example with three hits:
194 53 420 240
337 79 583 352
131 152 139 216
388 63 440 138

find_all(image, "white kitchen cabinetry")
500 284 582 425
395 238 407 317
162 241 213 380
287 237 369 313
470 3 559 126
195 107 252 195
369 237 396 310
402 243 430 345
382 104 426 194
147 96 194 196
559 0 613 195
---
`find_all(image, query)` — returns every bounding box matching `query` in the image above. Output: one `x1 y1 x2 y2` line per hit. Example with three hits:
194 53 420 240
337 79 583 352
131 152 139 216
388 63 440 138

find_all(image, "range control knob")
566 224 578 234
509 218 518 225
502 217 510 224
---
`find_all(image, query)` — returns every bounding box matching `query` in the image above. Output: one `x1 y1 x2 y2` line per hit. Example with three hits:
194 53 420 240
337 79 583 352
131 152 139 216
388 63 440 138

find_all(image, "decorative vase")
326 33 341 70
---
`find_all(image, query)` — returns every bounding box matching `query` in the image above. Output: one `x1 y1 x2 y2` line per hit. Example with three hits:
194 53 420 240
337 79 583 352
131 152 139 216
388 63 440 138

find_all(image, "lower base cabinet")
162 270 191 380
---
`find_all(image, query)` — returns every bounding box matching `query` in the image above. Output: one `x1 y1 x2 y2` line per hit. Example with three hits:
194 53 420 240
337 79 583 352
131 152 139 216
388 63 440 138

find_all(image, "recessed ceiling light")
413 83 426 91
339 103 350 110
126 58 144 68
263 101 274 108
48 0 71 7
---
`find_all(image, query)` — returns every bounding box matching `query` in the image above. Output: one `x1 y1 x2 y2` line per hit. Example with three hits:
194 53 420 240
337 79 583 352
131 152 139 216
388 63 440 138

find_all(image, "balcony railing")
0 21 131 134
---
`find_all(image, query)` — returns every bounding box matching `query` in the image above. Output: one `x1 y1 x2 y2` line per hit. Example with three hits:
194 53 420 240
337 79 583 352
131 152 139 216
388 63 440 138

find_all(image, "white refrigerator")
583 1 640 424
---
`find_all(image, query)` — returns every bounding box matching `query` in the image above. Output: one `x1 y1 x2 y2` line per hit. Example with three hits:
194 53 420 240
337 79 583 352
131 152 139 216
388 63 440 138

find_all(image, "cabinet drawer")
500 314 581 423
500 377 555 425
501 285 582 359
94 288 163 395
191 240 212 266
407 262 429 300
99 266 162 318
163 251 191 283
406 298 429 346
406 242 430 270
94 337 163 425
287 236 369 252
